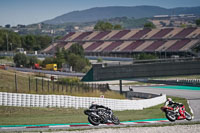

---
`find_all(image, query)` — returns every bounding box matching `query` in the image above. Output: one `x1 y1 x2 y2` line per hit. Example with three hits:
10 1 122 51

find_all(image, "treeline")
0 29 52 51
14 43 91 73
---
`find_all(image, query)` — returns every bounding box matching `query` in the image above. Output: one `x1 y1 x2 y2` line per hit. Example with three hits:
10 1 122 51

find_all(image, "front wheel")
88 116 100 126
111 115 120 125
185 111 192 121
166 111 176 122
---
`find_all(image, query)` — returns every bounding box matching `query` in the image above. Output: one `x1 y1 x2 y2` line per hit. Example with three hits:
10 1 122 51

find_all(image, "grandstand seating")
150 28 173 39
173 28 196 38
61 32 75 41
43 27 200 54
129 28 151 39
85 41 104 52
122 41 145 52
103 41 124 52
73 32 92 41
110 30 130 40
91 31 111 40
166 39 191 51
144 40 166 52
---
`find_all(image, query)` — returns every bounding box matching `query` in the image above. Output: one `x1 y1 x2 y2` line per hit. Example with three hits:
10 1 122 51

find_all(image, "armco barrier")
0 92 166 110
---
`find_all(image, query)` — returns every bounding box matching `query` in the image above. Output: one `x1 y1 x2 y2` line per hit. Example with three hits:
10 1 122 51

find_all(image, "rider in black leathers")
89 102 111 122
89 102 111 110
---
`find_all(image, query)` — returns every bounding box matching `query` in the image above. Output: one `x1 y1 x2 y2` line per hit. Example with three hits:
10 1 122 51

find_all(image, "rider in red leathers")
165 98 185 119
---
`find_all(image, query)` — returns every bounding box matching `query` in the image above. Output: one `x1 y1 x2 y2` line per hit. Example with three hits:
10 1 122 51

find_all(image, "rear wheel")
88 116 100 126
166 111 176 122
185 111 192 121
111 115 120 125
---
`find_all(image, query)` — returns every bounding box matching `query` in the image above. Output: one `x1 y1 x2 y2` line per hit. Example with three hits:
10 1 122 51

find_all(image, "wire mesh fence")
0 70 110 95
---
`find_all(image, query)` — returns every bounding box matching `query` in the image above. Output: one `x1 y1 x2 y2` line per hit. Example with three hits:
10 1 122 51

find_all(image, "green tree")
144 22 156 29
42 57 55 67
196 19 200 26
94 21 113 31
136 53 158 60
23 35 37 50
68 43 84 57
113 24 122 30
28 56 39 67
55 48 66 68
13 53 28 67
36 35 52 50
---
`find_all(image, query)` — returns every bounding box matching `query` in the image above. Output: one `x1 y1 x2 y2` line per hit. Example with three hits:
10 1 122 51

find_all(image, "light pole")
10 43 12 52
6 33 9 52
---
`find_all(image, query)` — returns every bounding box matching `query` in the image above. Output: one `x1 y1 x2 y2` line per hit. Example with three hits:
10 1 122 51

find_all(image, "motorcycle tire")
185 111 192 121
111 115 120 125
88 116 100 126
166 111 176 122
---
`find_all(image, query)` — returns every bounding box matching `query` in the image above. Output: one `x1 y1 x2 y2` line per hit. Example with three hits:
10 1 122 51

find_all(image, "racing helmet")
167 98 172 101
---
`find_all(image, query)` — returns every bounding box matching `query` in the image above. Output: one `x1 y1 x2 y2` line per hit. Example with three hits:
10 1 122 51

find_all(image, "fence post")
70 83 72 93
36 78 38 93
66 82 68 93
42 77 44 92
53 80 55 92
15 73 18 92
62 81 64 92
29 76 31 92
48 80 50 92
57 82 59 92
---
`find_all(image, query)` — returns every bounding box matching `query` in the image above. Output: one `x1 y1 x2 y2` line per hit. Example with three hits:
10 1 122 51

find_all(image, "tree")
42 57 55 67
144 22 156 29
94 21 113 31
23 35 37 50
68 43 84 57
196 19 200 26
28 56 38 67
136 53 158 60
13 53 28 67
113 24 122 30
55 48 66 68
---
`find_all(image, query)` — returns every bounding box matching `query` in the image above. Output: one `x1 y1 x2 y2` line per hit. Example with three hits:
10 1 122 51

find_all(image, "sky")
0 0 200 26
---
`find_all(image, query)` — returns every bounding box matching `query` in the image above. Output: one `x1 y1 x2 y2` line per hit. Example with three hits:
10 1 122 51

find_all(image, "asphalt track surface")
110 85 200 119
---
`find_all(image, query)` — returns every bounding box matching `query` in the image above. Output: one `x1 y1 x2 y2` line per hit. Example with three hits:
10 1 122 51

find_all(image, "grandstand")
43 27 200 57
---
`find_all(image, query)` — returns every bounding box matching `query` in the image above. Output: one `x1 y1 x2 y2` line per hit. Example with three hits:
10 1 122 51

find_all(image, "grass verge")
0 69 125 99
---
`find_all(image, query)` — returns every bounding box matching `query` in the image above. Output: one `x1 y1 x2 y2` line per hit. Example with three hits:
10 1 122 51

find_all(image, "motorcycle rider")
89 102 111 110
165 98 183 107
165 98 184 117
89 102 112 122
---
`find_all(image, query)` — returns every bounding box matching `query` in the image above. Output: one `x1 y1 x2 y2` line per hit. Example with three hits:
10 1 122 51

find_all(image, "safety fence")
0 71 109 94
0 92 166 110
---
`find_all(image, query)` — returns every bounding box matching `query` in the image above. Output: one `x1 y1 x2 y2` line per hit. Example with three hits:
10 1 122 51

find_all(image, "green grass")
0 96 191 125
151 75 200 80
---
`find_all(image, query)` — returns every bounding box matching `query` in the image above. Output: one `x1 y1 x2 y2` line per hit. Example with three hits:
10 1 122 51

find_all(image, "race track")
110 85 200 119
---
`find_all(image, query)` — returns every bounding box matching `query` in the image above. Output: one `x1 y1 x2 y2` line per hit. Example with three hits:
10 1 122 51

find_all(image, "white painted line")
187 100 194 119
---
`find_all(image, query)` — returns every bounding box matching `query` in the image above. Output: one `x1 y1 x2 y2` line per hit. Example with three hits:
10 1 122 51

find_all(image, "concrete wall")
92 61 200 81
0 92 166 111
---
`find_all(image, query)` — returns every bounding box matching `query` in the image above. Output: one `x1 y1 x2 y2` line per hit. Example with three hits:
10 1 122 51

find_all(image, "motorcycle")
84 107 120 126
161 104 192 122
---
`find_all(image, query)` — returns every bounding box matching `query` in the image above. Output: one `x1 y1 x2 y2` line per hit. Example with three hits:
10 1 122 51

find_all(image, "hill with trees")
43 5 200 24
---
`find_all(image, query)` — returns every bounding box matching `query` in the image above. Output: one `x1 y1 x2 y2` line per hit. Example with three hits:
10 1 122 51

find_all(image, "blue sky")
0 0 200 26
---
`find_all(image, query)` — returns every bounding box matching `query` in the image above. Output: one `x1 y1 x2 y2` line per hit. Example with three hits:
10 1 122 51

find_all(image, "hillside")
43 5 200 24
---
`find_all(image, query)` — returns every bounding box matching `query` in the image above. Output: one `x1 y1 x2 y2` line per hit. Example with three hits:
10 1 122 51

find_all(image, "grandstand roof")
43 27 200 54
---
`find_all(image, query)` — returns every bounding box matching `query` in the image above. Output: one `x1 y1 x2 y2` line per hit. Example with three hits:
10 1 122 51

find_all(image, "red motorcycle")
161 104 192 122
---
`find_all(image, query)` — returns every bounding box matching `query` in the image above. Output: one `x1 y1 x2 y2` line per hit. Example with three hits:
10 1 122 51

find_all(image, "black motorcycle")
84 107 120 126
